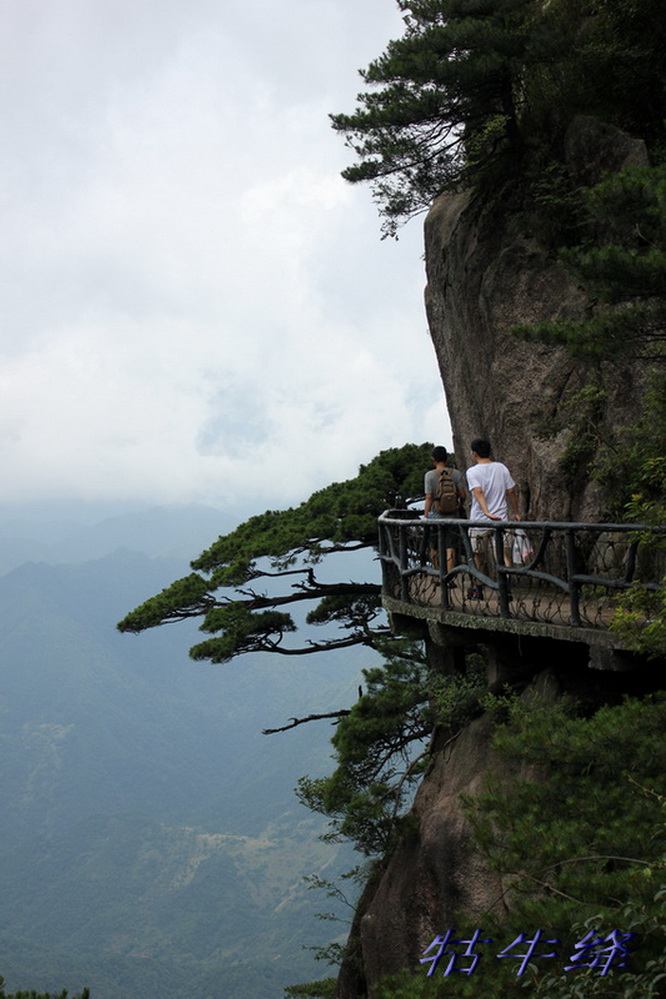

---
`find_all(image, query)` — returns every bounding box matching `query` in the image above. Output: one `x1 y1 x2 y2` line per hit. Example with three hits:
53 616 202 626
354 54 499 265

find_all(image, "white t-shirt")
466 461 515 522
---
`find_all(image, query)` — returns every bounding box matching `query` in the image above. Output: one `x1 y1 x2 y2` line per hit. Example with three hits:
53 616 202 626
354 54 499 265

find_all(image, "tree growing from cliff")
515 164 666 365
118 443 429 670
119 441 486 857
296 645 486 856
119 441 488 993
330 0 541 235
332 0 666 236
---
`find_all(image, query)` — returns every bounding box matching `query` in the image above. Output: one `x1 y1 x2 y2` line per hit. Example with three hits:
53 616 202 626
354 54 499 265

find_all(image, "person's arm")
424 491 433 518
472 486 501 520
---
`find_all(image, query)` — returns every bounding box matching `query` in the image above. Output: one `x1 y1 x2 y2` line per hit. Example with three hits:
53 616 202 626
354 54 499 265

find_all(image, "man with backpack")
423 445 467 579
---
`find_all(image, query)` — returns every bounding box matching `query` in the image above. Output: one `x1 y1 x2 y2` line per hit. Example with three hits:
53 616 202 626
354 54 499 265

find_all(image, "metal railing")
378 511 666 631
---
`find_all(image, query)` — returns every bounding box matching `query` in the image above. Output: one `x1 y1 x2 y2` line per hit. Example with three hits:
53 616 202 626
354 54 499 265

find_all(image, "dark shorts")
428 516 461 550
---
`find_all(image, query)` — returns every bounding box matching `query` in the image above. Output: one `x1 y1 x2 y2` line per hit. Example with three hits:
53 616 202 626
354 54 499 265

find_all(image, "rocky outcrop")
336 672 561 998
424 116 649 522
356 710 506 991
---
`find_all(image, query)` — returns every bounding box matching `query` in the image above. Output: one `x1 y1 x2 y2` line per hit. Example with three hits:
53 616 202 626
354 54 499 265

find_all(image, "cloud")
0 0 449 509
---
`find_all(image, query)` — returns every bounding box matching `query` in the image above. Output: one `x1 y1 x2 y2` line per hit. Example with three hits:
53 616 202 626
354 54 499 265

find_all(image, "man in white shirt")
466 438 520 598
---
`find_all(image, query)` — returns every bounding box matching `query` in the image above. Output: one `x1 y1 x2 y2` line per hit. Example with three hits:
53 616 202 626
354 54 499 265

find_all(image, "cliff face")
335 118 653 999
424 116 649 522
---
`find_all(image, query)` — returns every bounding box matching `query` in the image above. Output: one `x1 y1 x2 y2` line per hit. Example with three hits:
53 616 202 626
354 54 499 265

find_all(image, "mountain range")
0 505 368 998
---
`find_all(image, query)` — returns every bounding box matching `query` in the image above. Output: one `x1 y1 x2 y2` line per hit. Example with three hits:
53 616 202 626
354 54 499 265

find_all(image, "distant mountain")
0 503 237 576
0 524 368 998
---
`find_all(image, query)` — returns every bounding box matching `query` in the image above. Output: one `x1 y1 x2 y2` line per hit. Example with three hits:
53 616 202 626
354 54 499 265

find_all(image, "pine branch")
263 709 352 735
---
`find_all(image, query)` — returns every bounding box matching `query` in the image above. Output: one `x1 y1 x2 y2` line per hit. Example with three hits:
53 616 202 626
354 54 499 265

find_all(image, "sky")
0 0 450 517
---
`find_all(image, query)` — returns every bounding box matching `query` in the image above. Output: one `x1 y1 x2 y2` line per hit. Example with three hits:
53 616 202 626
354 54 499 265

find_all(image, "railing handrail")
379 510 666 534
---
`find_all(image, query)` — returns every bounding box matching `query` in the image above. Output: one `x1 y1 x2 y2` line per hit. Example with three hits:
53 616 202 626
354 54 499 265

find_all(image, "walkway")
378 511 666 653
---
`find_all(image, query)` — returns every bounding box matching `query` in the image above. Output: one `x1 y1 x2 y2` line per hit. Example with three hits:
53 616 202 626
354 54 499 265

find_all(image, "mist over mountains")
0 503 237 576
0 504 367 998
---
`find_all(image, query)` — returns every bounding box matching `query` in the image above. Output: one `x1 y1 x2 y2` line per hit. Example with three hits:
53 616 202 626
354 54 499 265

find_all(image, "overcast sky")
0 0 450 516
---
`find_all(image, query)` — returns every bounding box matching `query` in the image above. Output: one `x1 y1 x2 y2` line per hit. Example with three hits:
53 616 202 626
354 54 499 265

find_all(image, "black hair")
431 445 448 462
471 438 491 458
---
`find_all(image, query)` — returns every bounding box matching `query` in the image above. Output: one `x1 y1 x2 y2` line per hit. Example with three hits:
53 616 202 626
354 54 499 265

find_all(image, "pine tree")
330 0 543 235
118 443 429 667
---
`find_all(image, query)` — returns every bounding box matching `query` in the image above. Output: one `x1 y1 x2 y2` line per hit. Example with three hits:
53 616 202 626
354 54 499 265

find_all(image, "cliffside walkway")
378 510 666 666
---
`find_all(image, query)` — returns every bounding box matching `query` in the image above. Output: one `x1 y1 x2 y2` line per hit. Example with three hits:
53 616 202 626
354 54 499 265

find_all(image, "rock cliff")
424 116 649 522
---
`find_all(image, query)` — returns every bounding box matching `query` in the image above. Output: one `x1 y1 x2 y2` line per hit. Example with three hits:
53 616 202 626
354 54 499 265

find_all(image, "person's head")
431 445 448 464
471 438 492 459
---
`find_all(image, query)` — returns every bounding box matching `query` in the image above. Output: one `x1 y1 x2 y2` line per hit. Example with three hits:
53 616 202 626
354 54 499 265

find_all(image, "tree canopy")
331 0 539 234
118 443 430 664
0 980 89 999
331 0 666 235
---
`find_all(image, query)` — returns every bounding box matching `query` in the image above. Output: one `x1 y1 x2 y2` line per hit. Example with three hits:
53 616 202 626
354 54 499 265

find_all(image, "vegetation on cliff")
118 444 486 866
118 443 483 995
332 0 666 236
296 647 486 858
326 2 666 997
375 692 666 999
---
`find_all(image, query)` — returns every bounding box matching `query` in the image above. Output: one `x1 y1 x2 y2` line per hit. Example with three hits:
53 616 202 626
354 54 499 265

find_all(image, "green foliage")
524 160 585 248
468 694 666 900
332 0 666 234
429 654 487 729
297 646 487 856
374 694 666 998
283 980 336 999
531 888 666 999
536 384 610 491
592 372 666 655
592 372 666 523
610 579 666 659
331 0 540 235
0 978 90 999
576 0 666 143
118 443 431 664
193 442 430 579
296 643 431 856
191 604 297 664
515 165 666 363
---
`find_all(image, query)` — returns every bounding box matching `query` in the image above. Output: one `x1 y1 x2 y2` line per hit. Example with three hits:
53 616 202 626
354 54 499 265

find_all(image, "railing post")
435 522 448 608
565 528 581 626
399 523 409 603
495 526 511 618
378 522 389 594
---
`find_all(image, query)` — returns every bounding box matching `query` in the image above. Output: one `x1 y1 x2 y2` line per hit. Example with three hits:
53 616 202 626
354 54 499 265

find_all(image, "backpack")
433 468 459 515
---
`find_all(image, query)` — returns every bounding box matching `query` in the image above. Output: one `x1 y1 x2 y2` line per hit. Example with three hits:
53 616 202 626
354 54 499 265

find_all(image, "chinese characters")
420 928 634 977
